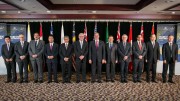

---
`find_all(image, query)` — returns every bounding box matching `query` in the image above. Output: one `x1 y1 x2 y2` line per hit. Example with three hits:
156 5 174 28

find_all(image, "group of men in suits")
1 32 178 84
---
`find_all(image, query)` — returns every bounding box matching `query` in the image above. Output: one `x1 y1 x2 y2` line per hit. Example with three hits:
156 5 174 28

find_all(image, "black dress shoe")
137 80 142 83
5 80 10 83
124 80 128 83
168 80 175 84
120 80 124 83
111 80 115 82
19 80 23 83
152 80 158 83
34 80 38 83
133 80 137 83
67 81 71 83
163 80 166 83
39 80 43 83
47 81 51 83
62 81 66 83
82 80 87 83
24 80 28 83
76 80 80 83
91 81 95 83
106 80 110 82
54 80 59 83
12 80 16 83
98 80 102 83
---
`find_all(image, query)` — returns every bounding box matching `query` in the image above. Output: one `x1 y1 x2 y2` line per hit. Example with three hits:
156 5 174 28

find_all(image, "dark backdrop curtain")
1 21 179 73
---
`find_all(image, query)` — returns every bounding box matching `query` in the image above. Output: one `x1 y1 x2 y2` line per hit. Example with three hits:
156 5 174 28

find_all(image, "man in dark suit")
132 34 147 83
44 35 59 83
1 36 16 83
14 34 29 83
59 36 73 83
28 32 44 83
145 34 160 83
105 35 118 82
89 32 106 83
74 33 88 83
118 34 131 83
162 35 178 83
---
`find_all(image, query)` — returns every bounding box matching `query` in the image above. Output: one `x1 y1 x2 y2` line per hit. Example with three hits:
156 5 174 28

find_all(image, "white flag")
27 23 31 42
61 23 64 44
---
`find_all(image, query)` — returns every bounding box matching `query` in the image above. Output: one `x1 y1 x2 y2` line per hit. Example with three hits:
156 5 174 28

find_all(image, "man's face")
48 36 54 43
34 33 40 40
79 34 84 41
64 37 69 43
108 37 114 43
137 35 142 41
122 35 127 42
19 35 24 41
94 33 99 40
150 35 156 41
168 36 174 42
5 38 10 43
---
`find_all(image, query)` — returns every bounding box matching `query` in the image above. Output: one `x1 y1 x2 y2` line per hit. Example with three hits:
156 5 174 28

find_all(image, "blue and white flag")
50 22 53 35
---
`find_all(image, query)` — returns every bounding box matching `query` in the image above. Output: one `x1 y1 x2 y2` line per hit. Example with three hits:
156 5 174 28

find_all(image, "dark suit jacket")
44 43 59 63
1 42 15 62
59 43 73 64
89 40 105 62
14 41 29 62
145 41 160 63
162 42 178 62
132 41 147 60
117 42 131 62
28 40 44 61
74 40 88 62
105 43 118 63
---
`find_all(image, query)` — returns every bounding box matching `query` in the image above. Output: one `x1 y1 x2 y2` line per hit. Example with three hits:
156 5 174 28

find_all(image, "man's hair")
48 35 54 38
150 34 156 37
137 34 142 38
64 36 69 39
4 35 10 39
168 34 174 37
122 34 128 38
34 32 39 35
19 34 24 36
79 33 84 36
94 32 99 35
108 35 114 38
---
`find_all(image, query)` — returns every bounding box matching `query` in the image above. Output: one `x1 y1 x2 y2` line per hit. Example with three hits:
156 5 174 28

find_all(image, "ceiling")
0 0 179 20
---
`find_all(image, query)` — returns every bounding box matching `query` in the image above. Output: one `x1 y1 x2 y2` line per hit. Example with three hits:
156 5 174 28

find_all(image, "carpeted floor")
0 72 180 101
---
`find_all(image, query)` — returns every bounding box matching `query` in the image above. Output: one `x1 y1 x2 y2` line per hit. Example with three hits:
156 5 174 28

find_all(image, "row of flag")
27 22 155 44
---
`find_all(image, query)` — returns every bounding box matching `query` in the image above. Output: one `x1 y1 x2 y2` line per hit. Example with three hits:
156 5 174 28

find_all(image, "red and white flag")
116 22 120 43
151 22 155 34
84 22 88 41
140 23 144 42
128 22 133 72
39 22 43 40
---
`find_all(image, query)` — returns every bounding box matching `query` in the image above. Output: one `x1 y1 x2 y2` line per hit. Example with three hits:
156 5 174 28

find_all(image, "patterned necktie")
35 41 38 48
21 42 24 48
138 42 142 50
123 42 126 49
7 43 9 51
96 41 98 49
50 43 53 50
80 41 83 49
170 43 172 51
65 43 68 50
152 42 155 48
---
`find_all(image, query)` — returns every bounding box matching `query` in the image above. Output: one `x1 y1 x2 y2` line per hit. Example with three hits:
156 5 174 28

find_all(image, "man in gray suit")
28 32 44 83
132 34 146 83
14 34 29 83
118 34 131 83
105 35 118 82
89 32 106 83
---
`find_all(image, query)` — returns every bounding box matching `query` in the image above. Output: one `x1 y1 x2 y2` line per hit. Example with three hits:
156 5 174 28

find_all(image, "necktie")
110 43 113 49
152 42 155 48
35 41 38 48
96 41 98 49
80 41 83 49
123 42 126 49
170 43 172 51
65 43 68 50
7 44 9 51
138 42 142 50
21 42 24 48
50 43 53 50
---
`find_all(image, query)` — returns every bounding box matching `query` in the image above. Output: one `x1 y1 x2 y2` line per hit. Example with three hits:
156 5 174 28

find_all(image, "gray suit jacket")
118 42 131 62
132 41 146 60
105 43 118 63
14 41 29 62
28 40 44 61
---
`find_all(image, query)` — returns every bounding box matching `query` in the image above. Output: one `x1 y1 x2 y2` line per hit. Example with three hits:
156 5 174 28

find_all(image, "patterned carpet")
0 72 180 101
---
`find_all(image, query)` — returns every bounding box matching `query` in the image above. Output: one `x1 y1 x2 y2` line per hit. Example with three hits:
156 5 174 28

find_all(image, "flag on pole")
61 22 64 44
128 22 133 73
27 22 32 72
72 22 76 43
94 22 97 34
50 22 53 35
39 22 43 40
105 22 109 43
140 22 144 42
117 22 120 43
151 22 155 34
84 22 88 41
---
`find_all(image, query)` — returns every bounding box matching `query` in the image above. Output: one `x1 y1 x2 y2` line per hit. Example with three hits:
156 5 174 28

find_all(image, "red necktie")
96 41 98 49
138 42 142 50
